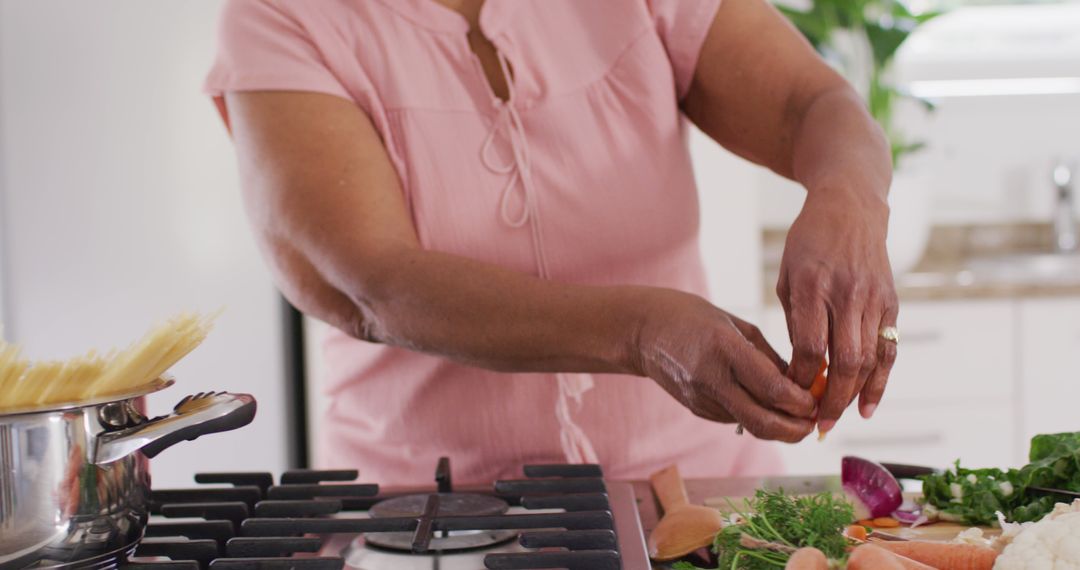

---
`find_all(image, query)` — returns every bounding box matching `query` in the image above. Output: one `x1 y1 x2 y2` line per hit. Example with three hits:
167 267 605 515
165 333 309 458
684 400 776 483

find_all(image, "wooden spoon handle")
649 464 689 512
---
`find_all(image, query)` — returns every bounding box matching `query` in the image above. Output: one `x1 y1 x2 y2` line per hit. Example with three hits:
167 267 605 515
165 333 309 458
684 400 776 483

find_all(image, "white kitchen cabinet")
778 400 1015 476
761 299 1020 473
1018 298 1080 452
761 300 1014 403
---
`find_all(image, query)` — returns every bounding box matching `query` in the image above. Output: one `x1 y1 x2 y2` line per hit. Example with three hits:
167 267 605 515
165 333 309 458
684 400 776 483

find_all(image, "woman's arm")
682 0 899 433
226 91 816 441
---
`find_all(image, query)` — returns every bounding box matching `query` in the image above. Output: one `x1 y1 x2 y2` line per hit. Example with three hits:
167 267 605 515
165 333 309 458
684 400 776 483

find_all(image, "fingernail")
818 419 836 434
861 403 878 419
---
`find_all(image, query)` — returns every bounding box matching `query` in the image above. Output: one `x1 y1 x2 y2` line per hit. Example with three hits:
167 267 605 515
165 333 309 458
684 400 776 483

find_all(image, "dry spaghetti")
0 312 215 413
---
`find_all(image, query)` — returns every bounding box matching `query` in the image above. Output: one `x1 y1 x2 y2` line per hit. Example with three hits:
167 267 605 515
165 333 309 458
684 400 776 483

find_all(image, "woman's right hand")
633 289 817 443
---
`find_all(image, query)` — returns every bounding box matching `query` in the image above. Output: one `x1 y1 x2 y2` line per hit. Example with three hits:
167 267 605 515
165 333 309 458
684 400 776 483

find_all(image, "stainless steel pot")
0 379 256 569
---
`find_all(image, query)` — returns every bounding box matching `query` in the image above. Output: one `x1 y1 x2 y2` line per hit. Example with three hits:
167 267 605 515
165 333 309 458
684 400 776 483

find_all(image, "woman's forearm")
289 239 655 375
228 90 660 378
791 87 892 211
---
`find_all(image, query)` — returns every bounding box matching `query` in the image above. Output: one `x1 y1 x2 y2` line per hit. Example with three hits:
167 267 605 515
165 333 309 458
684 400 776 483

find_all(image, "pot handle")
94 392 257 465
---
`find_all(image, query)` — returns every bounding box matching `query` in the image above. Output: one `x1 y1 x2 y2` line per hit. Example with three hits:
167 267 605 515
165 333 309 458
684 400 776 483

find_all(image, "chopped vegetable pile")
920 431 1080 525
673 489 855 570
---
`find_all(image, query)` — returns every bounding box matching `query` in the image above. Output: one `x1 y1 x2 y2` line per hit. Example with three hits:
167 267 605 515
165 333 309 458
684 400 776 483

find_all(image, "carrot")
873 541 998 570
848 544 935 570
809 358 828 400
844 524 868 541
810 358 830 440
856 519 874 527
784 547 828 570
872 516 901 528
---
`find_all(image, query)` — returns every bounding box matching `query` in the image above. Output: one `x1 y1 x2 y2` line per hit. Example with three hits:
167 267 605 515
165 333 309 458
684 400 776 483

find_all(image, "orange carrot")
856 519 874 527
848 544 935 570
871 516 901 528
844 524 869 541
784 547 828 570
809 358 828 400
874 541 998 570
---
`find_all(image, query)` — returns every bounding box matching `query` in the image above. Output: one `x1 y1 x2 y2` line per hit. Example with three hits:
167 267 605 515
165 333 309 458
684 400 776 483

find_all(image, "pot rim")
0 376 175 417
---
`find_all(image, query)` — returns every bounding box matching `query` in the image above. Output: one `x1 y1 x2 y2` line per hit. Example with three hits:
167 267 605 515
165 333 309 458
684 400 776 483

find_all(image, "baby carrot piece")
874 541 998 570
809 358 828 399
784 547 828 570
871 517 901 528
844 524 868 541
809 357 829 440
856 519 874 527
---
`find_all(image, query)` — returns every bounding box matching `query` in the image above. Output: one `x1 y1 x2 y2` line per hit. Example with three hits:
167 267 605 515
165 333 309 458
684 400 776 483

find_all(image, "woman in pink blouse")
206 0 898 483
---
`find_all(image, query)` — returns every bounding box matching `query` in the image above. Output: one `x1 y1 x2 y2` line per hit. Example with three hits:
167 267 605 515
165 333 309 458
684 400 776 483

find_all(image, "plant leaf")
776 5 833 50
864 21 911 68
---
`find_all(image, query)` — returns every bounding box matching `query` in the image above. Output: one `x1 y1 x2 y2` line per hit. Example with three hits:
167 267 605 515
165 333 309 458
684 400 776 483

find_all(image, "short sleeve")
646 0 723 100
204 0 352 129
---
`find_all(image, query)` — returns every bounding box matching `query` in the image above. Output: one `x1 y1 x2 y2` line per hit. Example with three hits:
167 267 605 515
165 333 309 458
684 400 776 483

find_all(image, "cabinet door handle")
838 433 944 447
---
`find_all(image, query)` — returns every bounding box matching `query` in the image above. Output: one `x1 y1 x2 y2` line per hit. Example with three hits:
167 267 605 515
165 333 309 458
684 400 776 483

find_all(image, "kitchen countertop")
762 223 1080 304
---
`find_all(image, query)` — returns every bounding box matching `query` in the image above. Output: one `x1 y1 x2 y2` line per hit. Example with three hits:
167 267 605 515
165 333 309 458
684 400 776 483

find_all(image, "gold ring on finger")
879 326 899 344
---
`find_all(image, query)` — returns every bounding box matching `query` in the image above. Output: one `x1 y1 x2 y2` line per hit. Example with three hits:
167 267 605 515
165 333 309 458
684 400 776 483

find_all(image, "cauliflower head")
994 500 1080 570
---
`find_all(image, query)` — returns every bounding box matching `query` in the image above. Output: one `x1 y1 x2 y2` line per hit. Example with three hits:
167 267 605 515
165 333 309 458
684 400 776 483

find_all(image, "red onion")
841 456 904 520
893 499 936 527
892 508 929 527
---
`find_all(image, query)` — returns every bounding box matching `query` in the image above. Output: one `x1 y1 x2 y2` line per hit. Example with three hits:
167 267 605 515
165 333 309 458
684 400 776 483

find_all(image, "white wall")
691 126 764 314
0 0 290 486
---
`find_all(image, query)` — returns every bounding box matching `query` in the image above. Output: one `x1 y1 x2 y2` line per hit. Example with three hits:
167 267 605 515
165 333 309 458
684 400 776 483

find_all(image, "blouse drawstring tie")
479 51 598 465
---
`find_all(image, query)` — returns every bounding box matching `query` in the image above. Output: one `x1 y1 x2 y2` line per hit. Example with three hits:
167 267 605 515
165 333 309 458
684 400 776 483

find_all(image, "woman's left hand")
777 186 898 434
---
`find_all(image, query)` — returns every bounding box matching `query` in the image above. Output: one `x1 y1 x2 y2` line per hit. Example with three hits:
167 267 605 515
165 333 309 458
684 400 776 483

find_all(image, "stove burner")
115 458 637 570
363 493 517 551
370 493 509 519
354 527 519 554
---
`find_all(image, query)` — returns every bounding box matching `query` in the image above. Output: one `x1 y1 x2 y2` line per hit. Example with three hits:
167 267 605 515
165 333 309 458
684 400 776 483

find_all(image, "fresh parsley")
672 488 854 570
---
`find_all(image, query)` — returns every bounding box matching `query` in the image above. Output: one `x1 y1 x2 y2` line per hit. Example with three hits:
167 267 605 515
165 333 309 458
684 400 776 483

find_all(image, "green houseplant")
776 0 942 168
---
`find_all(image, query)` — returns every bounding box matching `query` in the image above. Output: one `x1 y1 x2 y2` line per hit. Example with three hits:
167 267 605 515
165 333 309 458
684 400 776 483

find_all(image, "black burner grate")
123 459 624 570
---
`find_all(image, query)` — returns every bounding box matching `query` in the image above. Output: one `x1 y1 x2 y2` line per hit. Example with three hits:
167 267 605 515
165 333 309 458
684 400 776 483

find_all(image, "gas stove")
122 458 651 570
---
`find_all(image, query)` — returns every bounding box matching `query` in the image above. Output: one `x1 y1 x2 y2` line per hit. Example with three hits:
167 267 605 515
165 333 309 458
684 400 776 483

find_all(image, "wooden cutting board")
703 491 1000 542
867 521 1000 542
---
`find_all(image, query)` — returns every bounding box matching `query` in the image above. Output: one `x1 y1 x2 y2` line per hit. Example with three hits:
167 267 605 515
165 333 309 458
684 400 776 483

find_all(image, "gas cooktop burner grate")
121 459 624 570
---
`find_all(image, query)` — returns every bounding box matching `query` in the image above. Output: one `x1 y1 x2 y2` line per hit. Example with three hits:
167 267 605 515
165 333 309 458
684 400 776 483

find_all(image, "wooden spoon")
646 464 725 561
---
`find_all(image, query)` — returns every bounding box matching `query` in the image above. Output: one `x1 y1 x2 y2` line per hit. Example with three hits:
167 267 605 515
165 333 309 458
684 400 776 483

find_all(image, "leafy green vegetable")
674 488 854 570
919 462 1021 525
920 432 1080 525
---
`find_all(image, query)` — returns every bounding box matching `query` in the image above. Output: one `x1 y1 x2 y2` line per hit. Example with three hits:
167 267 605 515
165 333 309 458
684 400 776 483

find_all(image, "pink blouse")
206 0 782 484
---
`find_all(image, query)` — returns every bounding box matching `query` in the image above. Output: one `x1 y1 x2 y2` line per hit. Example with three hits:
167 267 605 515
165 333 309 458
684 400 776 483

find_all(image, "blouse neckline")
371 0 514 38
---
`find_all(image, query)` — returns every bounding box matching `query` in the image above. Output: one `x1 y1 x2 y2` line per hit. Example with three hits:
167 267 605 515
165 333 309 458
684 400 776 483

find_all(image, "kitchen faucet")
1053 160 1077 253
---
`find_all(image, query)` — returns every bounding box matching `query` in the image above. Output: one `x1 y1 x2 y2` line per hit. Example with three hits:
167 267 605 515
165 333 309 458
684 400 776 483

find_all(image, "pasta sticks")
0 312 215 413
